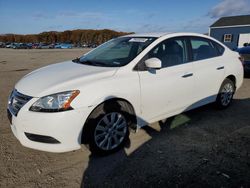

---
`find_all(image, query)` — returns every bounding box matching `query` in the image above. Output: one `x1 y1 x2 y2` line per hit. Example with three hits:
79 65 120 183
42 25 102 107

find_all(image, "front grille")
8 89 32 116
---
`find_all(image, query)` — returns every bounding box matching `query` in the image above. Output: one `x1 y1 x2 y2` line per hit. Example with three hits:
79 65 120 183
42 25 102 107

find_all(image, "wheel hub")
221 83 234 106
94 112 127 151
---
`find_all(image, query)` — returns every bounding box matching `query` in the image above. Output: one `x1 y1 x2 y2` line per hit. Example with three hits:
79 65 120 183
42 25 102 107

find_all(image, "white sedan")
7 32 243 155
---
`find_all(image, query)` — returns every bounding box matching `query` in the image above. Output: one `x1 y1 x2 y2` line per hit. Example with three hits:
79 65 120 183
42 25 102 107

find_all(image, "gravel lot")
0 48 250 188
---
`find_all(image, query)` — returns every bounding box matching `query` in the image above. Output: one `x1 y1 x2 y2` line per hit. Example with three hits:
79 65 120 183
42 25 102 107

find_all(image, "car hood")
15 61 118 97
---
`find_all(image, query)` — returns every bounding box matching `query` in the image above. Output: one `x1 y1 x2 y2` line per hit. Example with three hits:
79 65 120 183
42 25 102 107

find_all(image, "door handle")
217 66 224 70
182 73 193 78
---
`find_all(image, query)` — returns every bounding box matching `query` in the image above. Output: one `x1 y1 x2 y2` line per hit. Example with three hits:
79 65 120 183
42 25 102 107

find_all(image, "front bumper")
8 98 93 153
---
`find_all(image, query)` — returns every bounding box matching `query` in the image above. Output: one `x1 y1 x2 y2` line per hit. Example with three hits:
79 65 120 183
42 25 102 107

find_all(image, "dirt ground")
0 48 250 188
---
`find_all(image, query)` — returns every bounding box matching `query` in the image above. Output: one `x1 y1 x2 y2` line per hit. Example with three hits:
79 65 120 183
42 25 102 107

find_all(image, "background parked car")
6 43 17 48
0 42 5 48
32 43 40 49
14 43 32 49
237 46 250 74
55 43 73 49
37 43 54 49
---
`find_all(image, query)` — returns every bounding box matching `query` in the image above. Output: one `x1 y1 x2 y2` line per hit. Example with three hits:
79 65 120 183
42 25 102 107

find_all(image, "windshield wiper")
80 60 108 66
72 57 94 65
80 60 95 65
73 58 95 65
91 61 107 66
73 58 110 67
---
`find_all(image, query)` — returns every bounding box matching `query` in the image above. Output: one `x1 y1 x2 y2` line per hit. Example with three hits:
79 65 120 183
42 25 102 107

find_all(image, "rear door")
189 37 225 106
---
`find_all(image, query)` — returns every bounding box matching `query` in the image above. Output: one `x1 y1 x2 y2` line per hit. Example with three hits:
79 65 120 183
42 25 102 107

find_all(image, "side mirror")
145 58 162 69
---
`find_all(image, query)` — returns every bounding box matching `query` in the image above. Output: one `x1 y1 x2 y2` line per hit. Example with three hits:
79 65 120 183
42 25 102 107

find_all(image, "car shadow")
81 98 250 187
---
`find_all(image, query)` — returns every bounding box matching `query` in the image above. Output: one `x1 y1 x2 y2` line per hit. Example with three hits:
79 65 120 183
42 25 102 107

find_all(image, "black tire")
216 78 235 109
83 101 131 155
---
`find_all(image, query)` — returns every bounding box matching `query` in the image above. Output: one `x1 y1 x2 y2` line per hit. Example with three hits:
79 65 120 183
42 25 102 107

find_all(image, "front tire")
84 101 130 155
216 78 235 109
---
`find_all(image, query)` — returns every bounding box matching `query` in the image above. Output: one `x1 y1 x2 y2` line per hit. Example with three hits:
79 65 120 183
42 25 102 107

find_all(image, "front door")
138 37 194 122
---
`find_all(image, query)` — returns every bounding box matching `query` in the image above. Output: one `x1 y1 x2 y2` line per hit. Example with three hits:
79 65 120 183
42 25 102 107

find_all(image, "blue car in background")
55 43 73 49
237 46 250 74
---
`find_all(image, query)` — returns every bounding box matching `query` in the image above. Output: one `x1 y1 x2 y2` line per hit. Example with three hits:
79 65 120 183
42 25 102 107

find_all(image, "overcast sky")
0 0 250 34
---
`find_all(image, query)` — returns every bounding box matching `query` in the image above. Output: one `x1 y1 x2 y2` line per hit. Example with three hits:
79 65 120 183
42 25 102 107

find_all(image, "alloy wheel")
220 83 234 106
94 112 127 151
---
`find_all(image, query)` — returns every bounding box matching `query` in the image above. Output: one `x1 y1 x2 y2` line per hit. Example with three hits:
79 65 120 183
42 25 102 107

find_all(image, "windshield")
77 37 157 67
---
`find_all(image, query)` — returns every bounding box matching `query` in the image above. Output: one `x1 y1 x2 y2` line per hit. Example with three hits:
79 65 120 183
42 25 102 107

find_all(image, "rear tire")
216 78 235 109
84 101 131 155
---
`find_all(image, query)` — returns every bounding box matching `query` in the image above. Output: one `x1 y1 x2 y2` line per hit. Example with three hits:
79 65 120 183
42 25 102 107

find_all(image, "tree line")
0 29 132 45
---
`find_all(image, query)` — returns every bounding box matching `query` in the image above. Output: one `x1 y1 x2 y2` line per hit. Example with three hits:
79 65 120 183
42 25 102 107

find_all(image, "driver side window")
148 38 188 68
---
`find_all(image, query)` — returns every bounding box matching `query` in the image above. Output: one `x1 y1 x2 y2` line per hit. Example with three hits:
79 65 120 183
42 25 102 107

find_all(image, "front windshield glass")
78 37 156 67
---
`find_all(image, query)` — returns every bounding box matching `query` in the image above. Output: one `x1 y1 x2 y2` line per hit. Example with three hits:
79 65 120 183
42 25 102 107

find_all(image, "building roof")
210 15 250 28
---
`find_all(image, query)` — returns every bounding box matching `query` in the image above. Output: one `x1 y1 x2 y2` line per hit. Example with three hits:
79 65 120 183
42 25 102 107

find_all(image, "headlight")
29 90 80 112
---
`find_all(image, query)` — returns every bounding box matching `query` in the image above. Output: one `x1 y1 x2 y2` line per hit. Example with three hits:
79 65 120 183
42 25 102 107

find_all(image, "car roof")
122 32 210 39
123 32 173 38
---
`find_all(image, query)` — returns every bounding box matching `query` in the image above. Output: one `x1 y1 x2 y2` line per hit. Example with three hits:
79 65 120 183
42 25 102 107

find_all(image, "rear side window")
190 38 218 61
212 41 225 56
